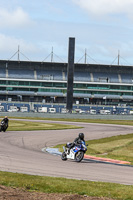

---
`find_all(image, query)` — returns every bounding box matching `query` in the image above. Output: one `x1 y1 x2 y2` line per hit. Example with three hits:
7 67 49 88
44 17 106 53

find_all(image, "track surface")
0 119 133 185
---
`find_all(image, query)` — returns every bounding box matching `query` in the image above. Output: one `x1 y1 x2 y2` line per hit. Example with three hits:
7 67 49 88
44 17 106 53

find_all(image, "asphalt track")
0 119 133 185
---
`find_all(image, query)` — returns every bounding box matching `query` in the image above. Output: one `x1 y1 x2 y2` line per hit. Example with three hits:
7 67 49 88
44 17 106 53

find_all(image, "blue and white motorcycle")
61 141 88 162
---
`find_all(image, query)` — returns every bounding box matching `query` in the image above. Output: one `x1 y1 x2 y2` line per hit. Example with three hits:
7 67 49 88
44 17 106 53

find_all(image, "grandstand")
0 59 133 109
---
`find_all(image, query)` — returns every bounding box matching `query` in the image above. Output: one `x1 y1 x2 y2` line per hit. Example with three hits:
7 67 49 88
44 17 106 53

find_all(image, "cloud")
0 33 38 59
0 7 32 28
0 33 62 61
72 0 133 18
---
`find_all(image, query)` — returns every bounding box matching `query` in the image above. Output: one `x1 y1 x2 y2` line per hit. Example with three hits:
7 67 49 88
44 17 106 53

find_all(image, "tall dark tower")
66 37 75 113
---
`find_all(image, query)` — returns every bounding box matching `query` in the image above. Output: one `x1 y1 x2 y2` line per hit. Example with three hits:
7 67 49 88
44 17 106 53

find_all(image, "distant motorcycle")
61 141 88 162
0 121 7 132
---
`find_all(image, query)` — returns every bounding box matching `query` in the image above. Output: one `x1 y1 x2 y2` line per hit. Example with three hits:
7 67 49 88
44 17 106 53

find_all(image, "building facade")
0 60 133 106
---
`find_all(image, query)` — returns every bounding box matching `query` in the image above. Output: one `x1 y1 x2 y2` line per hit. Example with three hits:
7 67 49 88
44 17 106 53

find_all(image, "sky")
1 0 133 65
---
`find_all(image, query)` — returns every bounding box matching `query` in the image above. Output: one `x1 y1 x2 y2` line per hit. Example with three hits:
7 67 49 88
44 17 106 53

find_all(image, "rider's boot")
68 148 70 154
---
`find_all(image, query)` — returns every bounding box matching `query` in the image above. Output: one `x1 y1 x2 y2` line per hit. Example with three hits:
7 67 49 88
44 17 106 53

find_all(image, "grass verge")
0 171 133 200
2 116 133 125
7 120 82 131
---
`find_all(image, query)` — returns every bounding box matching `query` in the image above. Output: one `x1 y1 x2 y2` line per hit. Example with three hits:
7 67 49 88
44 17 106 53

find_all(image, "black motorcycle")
0 121 7 132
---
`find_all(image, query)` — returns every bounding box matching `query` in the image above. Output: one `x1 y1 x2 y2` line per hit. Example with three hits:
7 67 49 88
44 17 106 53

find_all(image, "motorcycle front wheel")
61 152 67 161
75 151 84 162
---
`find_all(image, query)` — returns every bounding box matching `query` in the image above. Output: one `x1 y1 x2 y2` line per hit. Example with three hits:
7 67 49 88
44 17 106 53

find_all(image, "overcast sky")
1 0 133 65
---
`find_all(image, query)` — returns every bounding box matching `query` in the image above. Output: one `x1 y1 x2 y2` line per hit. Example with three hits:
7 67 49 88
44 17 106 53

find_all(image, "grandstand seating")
0 60 133 105
74 71 91 82
74 71 125 83
92 72 119 83
120 73 132 83
0 64 132 84
0 67 6 78
8 69 34 79
36 69 63 80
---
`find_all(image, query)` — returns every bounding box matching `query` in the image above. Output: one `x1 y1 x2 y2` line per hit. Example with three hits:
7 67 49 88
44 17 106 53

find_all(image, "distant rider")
68 133 85 154
1 116 9 129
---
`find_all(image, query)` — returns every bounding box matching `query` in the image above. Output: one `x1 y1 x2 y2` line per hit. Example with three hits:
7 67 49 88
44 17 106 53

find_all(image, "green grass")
86 134 133 164
6 116 133 125
45 118 133 126
0 171 133 200
7 120 82 131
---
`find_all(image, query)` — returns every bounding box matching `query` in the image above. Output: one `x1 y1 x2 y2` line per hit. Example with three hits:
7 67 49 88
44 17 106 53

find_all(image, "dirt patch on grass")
0 185 116 200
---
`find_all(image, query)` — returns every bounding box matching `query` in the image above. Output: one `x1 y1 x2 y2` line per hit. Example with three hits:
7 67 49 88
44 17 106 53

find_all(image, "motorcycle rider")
1 116 9 130
68 133 85 154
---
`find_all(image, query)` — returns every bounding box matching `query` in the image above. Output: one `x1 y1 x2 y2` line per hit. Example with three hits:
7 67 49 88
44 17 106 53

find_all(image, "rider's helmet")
79 133 84 140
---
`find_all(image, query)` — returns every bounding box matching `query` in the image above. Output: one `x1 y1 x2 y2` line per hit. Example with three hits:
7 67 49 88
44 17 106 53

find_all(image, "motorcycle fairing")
73 146 80 153
66 149 75 159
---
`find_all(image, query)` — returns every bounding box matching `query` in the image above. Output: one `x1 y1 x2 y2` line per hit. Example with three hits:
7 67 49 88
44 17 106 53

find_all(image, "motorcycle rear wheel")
61 152 67 161
75 151 84 162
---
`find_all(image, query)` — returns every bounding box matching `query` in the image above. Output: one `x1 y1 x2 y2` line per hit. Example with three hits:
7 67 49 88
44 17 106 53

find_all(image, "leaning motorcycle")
61 141 88 162
0 121 7 132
